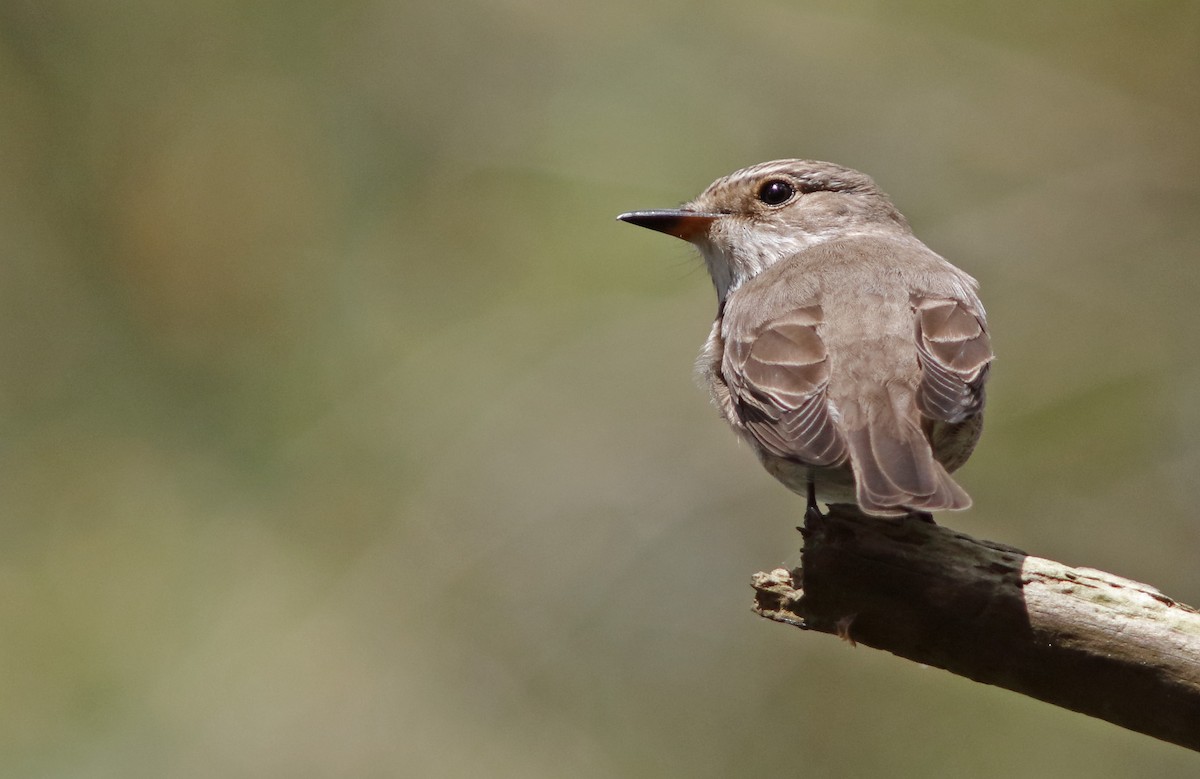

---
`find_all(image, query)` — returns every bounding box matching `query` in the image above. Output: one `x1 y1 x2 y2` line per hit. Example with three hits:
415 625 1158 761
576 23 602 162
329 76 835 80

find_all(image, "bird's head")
619 160 910 302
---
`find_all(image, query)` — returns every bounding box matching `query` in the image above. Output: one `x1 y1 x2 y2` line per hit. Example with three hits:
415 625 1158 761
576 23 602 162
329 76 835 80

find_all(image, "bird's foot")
804 480 824 524
905 509 936 525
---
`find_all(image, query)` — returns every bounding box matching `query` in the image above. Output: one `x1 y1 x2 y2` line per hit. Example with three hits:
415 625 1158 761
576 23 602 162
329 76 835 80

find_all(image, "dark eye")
757 179 795 206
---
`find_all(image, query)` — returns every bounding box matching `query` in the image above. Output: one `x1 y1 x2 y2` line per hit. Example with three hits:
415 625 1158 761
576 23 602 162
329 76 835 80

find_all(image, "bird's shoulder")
724 232 983 341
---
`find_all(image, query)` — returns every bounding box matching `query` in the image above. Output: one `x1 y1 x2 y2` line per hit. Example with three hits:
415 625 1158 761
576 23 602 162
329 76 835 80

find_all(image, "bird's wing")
722 305 848 467
910 296 992 423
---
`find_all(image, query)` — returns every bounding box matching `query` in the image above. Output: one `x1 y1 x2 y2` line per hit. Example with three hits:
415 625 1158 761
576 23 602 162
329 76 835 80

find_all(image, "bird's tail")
842 384 971 517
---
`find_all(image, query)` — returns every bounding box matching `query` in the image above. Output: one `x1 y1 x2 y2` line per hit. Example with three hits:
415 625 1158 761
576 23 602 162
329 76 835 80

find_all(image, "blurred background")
2 0 1198 775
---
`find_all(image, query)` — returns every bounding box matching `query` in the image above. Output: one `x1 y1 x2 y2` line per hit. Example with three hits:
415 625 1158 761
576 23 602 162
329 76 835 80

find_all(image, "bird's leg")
805 475 824 524
906 509 936 525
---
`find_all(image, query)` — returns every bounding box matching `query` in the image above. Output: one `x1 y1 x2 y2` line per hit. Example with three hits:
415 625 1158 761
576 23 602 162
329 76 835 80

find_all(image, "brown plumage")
620 160 992 517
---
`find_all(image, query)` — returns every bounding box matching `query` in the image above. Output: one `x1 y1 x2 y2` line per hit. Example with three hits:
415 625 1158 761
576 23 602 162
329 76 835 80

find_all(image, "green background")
2 1 1198 775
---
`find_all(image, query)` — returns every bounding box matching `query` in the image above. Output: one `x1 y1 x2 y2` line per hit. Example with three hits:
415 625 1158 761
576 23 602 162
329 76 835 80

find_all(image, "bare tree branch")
751 505 1200 752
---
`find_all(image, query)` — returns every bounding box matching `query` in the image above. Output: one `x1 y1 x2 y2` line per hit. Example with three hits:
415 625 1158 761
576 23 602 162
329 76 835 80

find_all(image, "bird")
618 160 992 520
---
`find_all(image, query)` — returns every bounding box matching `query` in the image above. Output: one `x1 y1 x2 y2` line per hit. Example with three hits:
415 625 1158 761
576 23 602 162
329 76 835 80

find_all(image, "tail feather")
843 390 972 516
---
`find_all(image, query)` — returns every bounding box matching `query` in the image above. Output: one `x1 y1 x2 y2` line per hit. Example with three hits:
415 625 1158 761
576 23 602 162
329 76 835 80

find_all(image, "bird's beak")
617 209 719 242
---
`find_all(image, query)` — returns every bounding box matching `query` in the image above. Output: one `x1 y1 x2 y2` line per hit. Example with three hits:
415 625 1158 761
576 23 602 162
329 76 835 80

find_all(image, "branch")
751 505 1200 752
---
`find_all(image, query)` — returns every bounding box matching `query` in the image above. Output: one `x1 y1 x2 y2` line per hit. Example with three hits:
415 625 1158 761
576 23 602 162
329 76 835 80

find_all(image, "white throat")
698 224 907 302
696 227 837 302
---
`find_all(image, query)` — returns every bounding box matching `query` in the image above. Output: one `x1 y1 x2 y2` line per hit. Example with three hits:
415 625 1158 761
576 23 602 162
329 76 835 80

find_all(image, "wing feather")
912 296 992 424
724 306 848 467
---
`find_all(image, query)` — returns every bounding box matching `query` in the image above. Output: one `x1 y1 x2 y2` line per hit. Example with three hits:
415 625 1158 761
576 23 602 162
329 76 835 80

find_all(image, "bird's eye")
757 179 795 206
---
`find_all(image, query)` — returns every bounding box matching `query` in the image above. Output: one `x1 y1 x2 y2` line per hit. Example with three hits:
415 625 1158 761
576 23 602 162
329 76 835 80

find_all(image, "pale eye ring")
757 179 795 206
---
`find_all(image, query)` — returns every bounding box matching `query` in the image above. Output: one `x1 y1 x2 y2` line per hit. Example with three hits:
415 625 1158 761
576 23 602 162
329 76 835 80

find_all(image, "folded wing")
722 305 848 467
723 296 992 516
911 296 992 424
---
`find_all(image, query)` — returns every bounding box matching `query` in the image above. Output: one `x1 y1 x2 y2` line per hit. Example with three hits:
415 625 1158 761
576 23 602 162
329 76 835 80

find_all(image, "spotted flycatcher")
619 160 992 518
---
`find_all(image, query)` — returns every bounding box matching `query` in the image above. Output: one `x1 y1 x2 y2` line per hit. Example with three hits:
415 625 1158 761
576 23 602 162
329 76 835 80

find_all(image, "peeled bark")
751 505 1200 752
